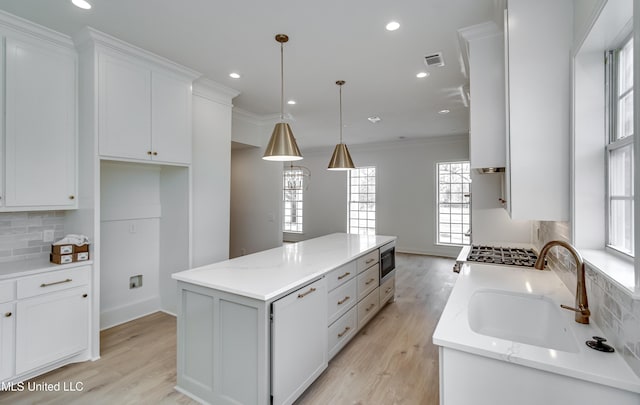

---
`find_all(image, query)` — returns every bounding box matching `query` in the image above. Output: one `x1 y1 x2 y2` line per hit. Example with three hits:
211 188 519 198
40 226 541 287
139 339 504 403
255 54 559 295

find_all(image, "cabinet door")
15 286 89 375
151 71 192 164
0 302 15 381
4 37 77 208
271 278 327 405
99 53 152 161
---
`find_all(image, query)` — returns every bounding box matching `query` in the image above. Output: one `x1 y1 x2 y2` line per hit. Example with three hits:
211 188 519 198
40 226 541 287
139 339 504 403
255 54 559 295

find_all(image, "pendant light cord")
280 41 284 121
339 84 343 143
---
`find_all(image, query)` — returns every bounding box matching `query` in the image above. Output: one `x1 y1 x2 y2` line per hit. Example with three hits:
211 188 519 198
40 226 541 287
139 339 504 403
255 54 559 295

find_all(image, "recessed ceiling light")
416 72 429 78
71 0 92 9
368 116 381 123
438 109 450 114
287 100 296 105
229 72 241 79
385 21 400 31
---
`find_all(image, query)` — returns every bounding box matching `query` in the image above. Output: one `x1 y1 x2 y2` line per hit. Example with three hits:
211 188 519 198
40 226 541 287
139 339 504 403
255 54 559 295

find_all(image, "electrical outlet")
43 229 55 242
129 275 143 289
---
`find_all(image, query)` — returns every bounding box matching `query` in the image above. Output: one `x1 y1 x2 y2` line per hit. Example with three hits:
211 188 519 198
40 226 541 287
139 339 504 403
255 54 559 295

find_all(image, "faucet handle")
560 304 591 316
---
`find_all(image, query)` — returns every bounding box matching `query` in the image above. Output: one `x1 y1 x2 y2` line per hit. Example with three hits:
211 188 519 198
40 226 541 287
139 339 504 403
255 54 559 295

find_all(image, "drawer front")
356 264 379 301
380 276 395 306
357 288 380 330
0 280 16 304
327 261 356 291
357 250 379 273
327 278 357 325
328 306 357 360
17 266 91 299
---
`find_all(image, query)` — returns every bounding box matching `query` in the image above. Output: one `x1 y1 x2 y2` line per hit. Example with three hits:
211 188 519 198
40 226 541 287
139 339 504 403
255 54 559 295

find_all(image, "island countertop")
172 233 396 301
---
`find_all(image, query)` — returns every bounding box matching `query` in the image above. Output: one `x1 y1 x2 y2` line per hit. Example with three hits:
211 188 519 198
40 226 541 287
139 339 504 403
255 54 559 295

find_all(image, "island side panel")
176 281 270 405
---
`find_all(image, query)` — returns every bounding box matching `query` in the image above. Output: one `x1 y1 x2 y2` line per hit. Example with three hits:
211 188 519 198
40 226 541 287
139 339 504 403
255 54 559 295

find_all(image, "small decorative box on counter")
50 244 90 264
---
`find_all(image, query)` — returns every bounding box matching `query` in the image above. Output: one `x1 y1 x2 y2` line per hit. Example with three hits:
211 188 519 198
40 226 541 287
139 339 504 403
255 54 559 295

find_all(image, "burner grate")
467 245 537 267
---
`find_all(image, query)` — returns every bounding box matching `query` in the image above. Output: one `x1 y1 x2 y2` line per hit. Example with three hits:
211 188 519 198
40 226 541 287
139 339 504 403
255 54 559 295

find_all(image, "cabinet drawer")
327 278 357 325
357 288 379 330
17 266 91 299
328 306 357 360
0 281 15 304
380 276 395 306
327 261 356 291
357 250 379 273
356 264 379 301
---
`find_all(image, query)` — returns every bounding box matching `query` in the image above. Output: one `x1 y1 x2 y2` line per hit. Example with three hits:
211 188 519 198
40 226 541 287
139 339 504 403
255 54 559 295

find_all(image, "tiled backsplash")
537 221 640 377
0 211 66 263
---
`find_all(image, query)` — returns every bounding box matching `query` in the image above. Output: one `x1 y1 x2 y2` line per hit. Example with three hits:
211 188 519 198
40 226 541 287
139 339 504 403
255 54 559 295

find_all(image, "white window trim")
435 160 471 247
572 0 639 298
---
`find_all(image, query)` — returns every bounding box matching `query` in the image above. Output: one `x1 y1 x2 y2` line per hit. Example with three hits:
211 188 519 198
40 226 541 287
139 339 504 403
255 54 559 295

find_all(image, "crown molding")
73 26 201 80
193 78 240 106
233 108 293 126
0 9 74 49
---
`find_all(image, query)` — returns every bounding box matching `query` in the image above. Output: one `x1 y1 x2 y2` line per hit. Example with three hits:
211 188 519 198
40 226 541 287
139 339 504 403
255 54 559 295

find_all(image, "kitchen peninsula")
172 233 396 405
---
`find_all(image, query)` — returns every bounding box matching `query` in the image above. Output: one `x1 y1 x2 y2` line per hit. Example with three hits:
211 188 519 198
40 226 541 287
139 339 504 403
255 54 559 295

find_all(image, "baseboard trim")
100 296 160 330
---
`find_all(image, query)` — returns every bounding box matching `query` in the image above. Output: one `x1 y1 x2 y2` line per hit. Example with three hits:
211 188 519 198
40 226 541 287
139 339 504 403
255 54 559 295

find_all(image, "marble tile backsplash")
0 211 66 263
537 221 640 377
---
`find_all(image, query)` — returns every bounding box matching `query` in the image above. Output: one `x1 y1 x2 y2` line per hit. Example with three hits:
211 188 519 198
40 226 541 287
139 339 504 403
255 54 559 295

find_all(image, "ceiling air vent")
424 52 445 68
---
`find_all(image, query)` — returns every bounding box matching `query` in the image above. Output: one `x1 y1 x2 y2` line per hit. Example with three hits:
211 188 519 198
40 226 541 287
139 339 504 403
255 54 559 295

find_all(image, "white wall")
230 145 283 257
284 135 470 257
100 161 162 329
192 84 235 267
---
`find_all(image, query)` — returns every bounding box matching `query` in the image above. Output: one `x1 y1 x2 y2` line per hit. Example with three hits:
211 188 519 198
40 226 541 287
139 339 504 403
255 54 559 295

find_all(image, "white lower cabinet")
0 302 15 381
328 306 357 359
16 285 90 375
357 288 380 330
271 278 328 405
380 276 395 306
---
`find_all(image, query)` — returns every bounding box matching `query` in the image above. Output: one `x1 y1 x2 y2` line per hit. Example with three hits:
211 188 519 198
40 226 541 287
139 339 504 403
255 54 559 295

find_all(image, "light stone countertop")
172 233 396 302
433 262 640 394
0 256 93 280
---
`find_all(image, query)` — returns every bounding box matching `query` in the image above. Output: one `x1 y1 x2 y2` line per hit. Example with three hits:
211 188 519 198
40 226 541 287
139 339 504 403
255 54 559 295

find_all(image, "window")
437 161 471 245
283 168 304 233
606 37 634 256
348 167 376 235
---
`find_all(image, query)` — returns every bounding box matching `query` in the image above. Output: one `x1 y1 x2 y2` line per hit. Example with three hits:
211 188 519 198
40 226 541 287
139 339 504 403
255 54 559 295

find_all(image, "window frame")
605 34 634 258
283 167 304 234
347 166 376 236
436 160 471 247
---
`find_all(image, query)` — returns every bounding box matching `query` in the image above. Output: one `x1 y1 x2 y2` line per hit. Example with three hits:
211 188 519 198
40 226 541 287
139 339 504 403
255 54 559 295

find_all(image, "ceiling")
0 0 503 149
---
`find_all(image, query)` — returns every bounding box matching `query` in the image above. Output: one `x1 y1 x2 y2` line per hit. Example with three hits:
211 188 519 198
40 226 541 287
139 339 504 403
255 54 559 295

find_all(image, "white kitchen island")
172 233 396 405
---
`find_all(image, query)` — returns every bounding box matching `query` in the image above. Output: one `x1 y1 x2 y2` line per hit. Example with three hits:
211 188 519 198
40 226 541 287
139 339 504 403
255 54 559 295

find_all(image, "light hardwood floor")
0 253 456 405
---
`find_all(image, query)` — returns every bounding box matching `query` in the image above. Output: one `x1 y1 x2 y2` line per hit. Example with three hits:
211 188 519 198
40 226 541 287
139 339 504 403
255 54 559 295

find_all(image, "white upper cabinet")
99 54 151 161
93 30 198 165
504 0 572 221
151 71 192 164
459 22 506 170
1 25 77 211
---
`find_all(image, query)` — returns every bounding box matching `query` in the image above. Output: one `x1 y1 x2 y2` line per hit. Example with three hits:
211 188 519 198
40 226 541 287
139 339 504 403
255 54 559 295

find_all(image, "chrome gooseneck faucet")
534 240 590 324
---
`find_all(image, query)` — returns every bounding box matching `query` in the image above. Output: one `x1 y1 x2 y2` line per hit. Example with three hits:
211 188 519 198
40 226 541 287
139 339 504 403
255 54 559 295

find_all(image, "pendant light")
327 80 355 170
263 34 303 161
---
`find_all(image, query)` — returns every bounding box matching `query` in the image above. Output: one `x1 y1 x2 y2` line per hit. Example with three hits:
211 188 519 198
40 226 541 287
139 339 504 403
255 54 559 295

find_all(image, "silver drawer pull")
338 326 351 338
366 258 375 264
337 296 350 305
40 278 72 288
365 278 375 285
297 287 316 299
365 303 375 312
385 287 393 294
337 272 351 280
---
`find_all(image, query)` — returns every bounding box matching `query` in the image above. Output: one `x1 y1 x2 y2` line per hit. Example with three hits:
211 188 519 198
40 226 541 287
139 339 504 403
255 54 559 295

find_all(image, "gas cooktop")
466 245 538 267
